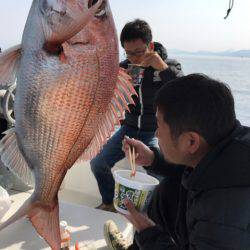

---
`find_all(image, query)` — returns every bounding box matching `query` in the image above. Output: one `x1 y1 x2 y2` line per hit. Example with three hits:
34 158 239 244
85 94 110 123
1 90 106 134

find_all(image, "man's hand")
140 51 168 71
124 199 156 232
122 136 155 167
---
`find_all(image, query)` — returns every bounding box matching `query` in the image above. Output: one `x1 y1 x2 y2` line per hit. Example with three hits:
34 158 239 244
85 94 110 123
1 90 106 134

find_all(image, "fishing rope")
224 0 234 19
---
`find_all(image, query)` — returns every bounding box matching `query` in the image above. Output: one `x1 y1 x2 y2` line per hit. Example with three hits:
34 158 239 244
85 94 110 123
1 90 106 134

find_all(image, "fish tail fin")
0 196 61 250
28 197 61 250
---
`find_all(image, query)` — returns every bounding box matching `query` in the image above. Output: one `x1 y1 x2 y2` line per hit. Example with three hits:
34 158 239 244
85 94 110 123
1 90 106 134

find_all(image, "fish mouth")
88 0 107 18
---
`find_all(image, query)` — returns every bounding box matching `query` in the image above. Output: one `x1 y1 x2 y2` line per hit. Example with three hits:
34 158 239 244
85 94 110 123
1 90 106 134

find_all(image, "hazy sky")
0 0 249 52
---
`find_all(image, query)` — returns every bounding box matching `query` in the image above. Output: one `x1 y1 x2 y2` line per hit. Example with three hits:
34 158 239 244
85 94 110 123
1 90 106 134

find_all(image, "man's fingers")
124 213 133 223
122 137 144 164
124 136 138 147
122 142 130 151
124 135 133 142
122 136 131 151
141 54 155 67
122 137 138 161
143 52 156 60
145 51 155 56
135 153 139 159
124 199 137 215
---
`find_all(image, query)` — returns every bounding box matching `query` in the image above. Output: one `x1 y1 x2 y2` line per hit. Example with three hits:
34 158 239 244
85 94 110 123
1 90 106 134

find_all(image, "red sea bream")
0 0 135 248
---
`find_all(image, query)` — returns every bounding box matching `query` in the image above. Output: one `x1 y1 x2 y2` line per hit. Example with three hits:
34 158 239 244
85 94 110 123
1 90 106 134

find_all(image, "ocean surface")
170 54 250 126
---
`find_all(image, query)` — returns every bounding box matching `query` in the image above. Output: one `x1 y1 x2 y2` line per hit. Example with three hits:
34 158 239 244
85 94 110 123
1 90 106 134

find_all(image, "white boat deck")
0 195 133 249
0 159 141 249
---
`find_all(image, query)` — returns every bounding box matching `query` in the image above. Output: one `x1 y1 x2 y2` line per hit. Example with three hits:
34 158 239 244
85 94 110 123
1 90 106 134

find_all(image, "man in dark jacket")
90 19 183 211
0 47 9 140
104 74 250 249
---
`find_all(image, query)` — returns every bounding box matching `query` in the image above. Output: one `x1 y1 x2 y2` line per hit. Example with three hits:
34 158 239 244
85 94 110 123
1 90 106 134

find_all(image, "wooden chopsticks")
129 145 136 177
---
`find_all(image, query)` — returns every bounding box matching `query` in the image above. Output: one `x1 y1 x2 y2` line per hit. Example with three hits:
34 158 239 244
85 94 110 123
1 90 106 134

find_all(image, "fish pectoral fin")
0 128 35 187
29 199 61 250
0 44 22 87
80 68 137 160
42 0 103 54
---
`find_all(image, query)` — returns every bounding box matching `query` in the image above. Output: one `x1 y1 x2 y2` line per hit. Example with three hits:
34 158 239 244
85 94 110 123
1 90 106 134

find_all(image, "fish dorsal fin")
0 45 22 87
81 68 137 160
0 129 35 186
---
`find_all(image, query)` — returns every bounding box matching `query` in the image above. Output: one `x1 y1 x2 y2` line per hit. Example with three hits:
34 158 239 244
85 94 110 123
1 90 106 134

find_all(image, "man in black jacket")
104 74 250 249
0 46 9 140
90 19 183 211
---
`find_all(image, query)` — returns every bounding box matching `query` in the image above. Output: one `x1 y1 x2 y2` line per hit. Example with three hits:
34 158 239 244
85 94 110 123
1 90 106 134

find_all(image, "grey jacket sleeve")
159 59 184 82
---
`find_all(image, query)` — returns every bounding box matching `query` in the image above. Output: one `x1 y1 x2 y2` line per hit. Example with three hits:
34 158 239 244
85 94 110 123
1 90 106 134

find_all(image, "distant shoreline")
168 49 250 59
169 54 250 60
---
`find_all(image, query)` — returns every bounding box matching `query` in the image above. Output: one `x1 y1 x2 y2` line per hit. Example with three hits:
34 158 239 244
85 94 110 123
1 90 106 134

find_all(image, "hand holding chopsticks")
122 136 156 176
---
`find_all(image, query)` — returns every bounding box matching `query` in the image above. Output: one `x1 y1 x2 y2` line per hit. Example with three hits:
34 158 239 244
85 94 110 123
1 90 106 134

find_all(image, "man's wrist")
137 223 156 233
144 149 155 167
148 147 160 168
135 225 164 247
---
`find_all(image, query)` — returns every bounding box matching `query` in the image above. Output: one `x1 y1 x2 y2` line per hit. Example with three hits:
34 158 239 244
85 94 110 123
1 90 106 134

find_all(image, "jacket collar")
182 121 250 191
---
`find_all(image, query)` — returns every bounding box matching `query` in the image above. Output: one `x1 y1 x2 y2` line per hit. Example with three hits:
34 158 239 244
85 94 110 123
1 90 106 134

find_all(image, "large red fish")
0 0 135 248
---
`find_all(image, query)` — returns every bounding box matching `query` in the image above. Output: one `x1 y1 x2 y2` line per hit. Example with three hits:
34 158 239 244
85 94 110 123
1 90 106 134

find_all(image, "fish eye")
39 0 52 14
88 0 99 8
39 0 67 18
39 0 49 13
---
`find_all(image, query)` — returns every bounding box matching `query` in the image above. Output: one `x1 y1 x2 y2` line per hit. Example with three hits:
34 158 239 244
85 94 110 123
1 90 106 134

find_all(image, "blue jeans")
90 125 159 204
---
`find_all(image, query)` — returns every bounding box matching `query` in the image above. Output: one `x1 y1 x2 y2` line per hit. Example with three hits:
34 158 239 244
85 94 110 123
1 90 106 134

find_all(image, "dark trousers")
128 177 181 249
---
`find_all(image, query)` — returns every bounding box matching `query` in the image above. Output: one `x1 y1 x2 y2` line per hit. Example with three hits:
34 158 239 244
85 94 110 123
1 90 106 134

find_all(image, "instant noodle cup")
113 170 159 214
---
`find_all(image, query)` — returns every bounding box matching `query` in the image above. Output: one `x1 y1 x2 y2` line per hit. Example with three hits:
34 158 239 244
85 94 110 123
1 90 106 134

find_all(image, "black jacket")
120 42 183 131
136 122 250 249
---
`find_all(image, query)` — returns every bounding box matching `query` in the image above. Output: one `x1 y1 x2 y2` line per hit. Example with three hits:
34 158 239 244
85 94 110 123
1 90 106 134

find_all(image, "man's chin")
161 151 178 165
160 149 174 164
163 156 176 165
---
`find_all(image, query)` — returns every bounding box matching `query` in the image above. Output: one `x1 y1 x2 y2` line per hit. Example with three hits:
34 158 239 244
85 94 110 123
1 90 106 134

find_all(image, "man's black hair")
120 19 152 48
154 74 236 146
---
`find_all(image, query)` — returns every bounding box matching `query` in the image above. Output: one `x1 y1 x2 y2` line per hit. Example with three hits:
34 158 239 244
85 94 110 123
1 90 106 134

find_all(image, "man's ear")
186 132 201 154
